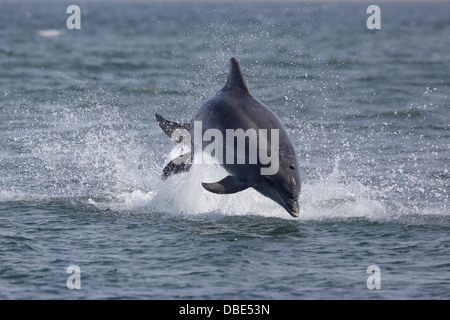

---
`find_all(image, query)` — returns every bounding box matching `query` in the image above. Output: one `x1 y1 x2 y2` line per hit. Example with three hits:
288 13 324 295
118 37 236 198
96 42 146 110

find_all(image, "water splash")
88 153 398 222
300 156 389 221
2 77 447 224
4 93 442 223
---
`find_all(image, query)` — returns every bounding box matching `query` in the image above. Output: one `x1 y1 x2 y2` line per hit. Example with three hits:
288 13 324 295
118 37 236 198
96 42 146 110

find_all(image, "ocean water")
0 1 449 300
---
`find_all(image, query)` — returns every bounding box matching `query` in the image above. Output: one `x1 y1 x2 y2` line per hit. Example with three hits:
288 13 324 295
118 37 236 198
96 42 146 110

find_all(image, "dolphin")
156 58 301 217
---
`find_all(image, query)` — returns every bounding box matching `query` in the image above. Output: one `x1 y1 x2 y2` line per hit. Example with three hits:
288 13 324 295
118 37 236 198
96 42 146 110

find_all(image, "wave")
119 87 188 96
343 108 422 120
36 29 63 37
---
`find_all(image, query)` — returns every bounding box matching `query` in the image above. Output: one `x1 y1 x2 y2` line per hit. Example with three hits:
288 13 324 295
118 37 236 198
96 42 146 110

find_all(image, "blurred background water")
0 1 449 299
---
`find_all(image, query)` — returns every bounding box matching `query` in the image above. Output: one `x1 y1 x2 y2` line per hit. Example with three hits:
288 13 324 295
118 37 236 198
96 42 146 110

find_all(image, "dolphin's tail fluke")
155 113 192 180
161 152 192 180
155 113 190 143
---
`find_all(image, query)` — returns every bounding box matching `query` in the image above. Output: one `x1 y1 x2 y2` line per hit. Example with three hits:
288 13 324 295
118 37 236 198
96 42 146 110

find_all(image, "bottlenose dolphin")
156 58 301 217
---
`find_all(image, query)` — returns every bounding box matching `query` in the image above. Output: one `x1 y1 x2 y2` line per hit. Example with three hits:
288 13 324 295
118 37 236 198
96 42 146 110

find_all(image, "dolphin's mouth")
284 199 299 218
289 210 299 218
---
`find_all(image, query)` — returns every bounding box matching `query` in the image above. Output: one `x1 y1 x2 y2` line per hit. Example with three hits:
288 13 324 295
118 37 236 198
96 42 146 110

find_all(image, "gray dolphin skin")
156 58 301 217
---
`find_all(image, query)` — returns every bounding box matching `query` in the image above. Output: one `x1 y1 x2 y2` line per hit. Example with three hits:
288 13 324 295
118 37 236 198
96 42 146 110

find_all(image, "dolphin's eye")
289 165 295 170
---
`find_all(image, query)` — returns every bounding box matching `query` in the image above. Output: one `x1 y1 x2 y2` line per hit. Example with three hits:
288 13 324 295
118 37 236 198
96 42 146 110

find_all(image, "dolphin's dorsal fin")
222 57 250 94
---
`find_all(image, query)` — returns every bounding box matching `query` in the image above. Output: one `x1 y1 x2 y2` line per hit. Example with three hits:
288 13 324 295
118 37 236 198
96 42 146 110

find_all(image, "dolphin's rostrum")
156 58 301 217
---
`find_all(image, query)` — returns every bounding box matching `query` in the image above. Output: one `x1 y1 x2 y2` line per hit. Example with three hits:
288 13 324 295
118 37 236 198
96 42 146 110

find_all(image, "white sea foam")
37 29 63 37
299 159 389 221
87 154 395 222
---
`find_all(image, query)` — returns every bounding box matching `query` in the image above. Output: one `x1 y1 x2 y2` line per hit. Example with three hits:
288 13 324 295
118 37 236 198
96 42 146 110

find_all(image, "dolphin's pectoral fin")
202 176 249 194
161 152 192 180
155 113 190 143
